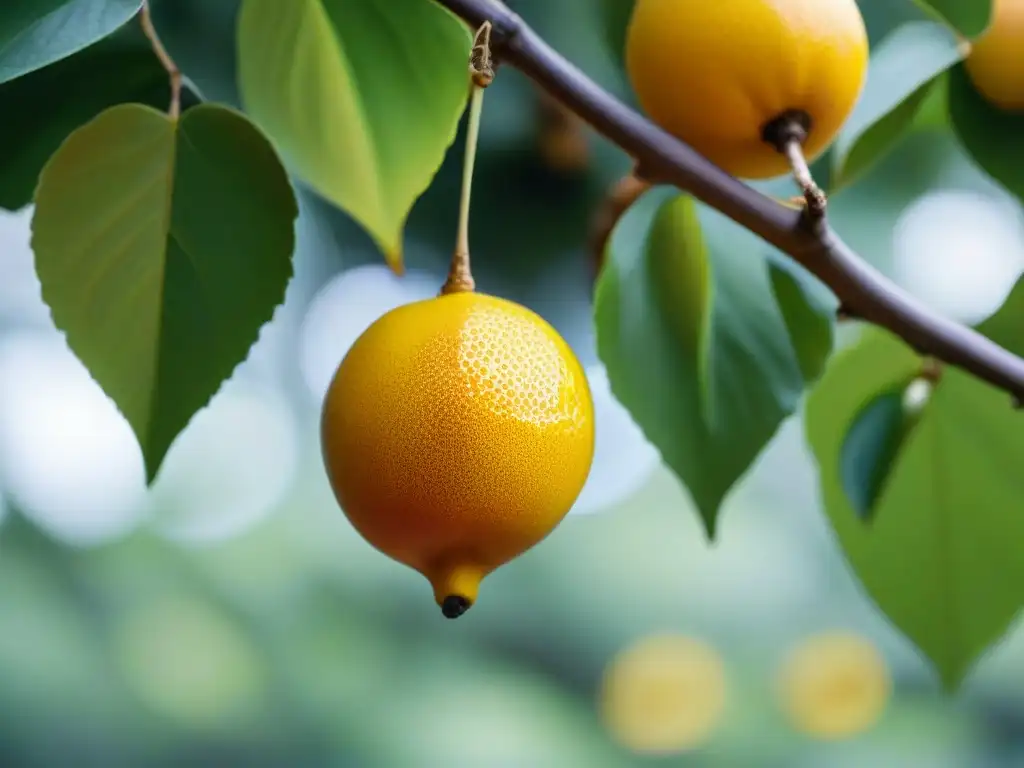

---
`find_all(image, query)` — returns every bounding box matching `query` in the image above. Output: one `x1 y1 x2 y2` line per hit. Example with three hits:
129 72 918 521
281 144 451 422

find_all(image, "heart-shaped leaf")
911 0 993 38
948 61 1024 208
807 295 1024 689
595 188 835 536
236 0 471 272
0 23 203 211
31 103 297 482
0 0 142 84
832 21 963 190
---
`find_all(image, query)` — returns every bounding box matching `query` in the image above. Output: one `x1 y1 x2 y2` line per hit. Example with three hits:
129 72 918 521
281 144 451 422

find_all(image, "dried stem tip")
920 357 944 384
441 595 471 619
470 21 495 88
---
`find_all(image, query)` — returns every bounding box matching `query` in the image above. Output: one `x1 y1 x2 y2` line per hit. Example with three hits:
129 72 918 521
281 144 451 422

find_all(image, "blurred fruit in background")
599 632 728 755
777 630 892 740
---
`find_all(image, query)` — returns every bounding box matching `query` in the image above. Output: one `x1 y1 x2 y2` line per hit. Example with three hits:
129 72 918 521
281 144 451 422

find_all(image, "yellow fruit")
965 0 1024 112
320 290 595 618
624 0 869 179
777 631 891 740
600 633 727 755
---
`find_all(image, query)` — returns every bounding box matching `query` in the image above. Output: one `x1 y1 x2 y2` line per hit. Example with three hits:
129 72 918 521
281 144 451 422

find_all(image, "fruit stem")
441 22 495 296
762 110 826 220
139 1 182 121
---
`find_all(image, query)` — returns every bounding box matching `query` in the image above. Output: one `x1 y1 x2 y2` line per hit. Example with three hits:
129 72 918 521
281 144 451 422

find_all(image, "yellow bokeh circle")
599 633 727 755
777 630 891 740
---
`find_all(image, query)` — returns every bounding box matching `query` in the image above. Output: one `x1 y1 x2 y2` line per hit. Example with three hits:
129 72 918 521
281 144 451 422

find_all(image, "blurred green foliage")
0 0 1023 766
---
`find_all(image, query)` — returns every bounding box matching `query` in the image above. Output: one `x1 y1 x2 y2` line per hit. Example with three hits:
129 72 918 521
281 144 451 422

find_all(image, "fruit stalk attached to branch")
762 110 828 219
441 22 494 296
431 0 1024 404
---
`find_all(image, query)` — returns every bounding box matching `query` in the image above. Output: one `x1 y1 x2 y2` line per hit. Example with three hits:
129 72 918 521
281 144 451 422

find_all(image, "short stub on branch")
536 89 590 174
587 171 652 279
762 109 827 220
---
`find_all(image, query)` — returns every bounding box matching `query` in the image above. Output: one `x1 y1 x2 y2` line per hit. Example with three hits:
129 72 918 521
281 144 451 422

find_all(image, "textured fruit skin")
625 0 869 179
965 0 1024 112
321 291 595 609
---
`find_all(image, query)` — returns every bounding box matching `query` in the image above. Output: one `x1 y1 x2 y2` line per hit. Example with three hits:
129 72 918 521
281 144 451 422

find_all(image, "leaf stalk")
139 1 182 120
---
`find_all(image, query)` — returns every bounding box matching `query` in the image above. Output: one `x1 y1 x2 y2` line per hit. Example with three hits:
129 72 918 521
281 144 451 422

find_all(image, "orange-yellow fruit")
965 0 1024 112
320 290 595 618
624 0 869 179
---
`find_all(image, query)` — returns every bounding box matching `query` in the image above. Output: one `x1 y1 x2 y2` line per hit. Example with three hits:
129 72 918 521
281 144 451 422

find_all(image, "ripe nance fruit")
625 0 869 179
965 0 1024 112
320 290 595 618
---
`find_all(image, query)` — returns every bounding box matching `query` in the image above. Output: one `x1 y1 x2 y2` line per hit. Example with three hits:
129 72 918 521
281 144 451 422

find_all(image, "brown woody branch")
435 0 1024 403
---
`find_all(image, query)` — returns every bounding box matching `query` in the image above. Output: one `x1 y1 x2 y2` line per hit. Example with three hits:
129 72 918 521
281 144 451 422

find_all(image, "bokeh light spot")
149 380 300 546
892 190 1024 325
777 630 891 740
599 633 727 755
115 595 267 731
0 329 148 546
0 206 50 327
299 264 440 402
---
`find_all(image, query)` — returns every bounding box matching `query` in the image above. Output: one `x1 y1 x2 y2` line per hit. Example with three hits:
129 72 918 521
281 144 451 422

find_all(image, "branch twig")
139 1 182 120
432 0 1024 404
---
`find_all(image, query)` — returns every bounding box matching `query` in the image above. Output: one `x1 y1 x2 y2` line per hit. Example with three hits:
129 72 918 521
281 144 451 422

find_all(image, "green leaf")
832 21 963 190
767 255 837 383
807 327 1024 690
910 72 952 133
0 0 142 84
839 386 920 522
236 0 472 272
596 0 633 68
0 24 203 211
948 61 1024 206
595 189 834 536
31 103 297 482
976 279 1024 356
911 0 993 37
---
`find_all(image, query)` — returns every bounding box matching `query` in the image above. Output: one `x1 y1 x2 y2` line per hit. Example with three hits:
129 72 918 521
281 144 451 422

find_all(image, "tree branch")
435 0 1024 403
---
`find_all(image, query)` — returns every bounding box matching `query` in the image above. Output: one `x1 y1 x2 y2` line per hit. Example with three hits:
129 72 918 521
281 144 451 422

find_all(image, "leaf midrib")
145 112 179 459
315 0 387 235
